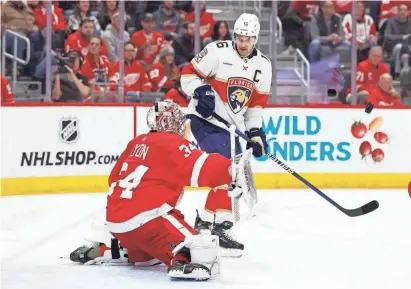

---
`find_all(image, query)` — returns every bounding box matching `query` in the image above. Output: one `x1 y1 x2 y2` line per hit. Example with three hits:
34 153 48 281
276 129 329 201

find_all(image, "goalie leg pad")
233 149 257 209
172 233 220 278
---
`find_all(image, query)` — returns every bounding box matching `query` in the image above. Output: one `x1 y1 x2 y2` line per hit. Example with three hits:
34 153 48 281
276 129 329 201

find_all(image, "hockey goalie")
70 101 256 281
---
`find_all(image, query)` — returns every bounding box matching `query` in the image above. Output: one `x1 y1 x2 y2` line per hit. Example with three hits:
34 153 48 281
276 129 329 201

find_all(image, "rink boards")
1 104 410 195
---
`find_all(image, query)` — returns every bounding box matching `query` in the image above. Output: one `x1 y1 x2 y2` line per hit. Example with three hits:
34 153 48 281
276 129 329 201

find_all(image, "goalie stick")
229 124 241 223
212 112 379 218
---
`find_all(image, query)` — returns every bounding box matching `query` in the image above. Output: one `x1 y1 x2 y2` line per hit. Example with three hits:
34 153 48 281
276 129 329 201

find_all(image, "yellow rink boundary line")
1 173 409 196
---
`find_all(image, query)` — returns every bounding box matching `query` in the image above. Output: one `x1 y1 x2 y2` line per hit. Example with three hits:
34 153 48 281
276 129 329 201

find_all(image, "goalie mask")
146 101 186 136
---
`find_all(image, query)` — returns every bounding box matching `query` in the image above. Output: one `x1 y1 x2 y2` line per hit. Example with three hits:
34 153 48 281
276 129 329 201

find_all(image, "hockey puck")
408 181 411 198
365 102 374 114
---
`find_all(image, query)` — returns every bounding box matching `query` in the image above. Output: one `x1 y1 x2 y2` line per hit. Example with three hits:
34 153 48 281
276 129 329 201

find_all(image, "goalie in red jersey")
103 101 255 281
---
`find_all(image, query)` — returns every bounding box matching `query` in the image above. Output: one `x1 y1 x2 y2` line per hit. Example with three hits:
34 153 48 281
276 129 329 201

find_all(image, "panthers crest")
227 77 254 114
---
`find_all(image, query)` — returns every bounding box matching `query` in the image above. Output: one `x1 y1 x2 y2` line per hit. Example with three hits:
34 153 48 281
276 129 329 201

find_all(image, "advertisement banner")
253 108 411 173
1 107 134 178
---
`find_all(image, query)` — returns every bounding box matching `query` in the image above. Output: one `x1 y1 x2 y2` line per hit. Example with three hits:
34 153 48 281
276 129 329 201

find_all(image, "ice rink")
1 189 410 289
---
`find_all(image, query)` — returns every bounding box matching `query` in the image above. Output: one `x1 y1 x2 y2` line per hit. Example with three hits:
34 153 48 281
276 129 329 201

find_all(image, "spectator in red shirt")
346 46 389 104
281 0 320 55
1 76 15 104
110 42 152 101
149 46 181 92
164 83 190 106
67 0 101 35
131 13 165 69
368 73 402 106
65 18 108 58
32 1 67 51
80 36 114 101
342 1 377 62
184 0 216 39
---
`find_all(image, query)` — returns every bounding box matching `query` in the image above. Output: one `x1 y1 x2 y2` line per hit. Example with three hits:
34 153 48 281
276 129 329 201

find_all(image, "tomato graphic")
371 149 385 163
374 132 388 144
359 141 372 159
408 181 411 198
351 121 367 139
369 117 384 132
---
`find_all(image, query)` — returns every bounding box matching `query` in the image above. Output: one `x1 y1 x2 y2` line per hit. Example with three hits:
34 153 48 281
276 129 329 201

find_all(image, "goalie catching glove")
228 149 257 209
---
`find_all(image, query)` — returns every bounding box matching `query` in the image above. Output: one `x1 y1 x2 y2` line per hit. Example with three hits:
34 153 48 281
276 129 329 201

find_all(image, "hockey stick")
229 125 241 223
212 112 379 217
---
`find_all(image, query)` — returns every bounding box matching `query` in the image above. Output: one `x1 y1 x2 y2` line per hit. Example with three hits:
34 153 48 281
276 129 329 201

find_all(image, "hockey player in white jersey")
181 13 272 256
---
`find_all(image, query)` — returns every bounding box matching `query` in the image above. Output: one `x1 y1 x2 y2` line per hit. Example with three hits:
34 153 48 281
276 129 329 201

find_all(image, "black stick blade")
344 200 379 217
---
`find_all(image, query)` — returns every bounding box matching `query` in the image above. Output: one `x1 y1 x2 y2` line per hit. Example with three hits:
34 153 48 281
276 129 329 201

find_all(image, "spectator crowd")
1 0 410 106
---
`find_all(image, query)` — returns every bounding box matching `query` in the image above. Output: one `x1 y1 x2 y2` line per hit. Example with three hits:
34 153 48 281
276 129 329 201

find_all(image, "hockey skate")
167 261 211 281
69 243 101 263
194 212 244 258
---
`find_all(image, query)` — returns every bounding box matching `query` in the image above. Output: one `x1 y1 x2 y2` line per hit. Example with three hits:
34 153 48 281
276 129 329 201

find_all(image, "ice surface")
1 189 410 289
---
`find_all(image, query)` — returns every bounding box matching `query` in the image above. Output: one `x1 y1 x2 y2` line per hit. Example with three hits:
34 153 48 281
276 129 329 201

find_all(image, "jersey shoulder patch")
213 40 231 49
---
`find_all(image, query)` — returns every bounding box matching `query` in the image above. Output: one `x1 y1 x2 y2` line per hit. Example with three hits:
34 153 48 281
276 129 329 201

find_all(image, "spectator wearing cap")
384 4 411 77
203 21 232 46
32 1 67 52
109 42 152 101
1 1 40 72
148 46 181 92
368 73 402 106
153 0 183 41
65 18 108 57
131 13 165 69
1 76 15 104
102 11 130 63
172 21 202 68
184 0 215 39
68 0 101 35
346 46 389 104
308 0 349 62
342 1 377 62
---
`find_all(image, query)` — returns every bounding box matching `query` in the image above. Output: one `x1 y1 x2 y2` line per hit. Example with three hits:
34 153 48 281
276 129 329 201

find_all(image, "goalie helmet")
233 13 260 44
146 101 186 136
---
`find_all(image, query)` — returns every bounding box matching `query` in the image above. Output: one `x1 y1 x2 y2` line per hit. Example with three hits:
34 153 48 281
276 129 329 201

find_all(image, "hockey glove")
194 84 215 119
246 128 268 158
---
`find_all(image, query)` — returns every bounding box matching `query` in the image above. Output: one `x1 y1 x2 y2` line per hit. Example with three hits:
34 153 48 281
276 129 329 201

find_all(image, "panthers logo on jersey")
227 77 254 114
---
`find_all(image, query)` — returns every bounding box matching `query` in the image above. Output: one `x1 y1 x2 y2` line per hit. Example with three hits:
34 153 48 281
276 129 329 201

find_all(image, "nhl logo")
59 117 79 144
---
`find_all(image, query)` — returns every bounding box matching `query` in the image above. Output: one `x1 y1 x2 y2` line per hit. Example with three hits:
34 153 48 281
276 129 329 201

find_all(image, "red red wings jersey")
181 40 272 131
333 0 352 14
347 59 389 94
110 60 152 94
1 76 14 104
148 62 181 91
80 54 114 83
33 4 66 32
184 11 216 39
291 0 319 19
65 31 108 57
131 30 164 66
342 14 377 45
106 132 231 233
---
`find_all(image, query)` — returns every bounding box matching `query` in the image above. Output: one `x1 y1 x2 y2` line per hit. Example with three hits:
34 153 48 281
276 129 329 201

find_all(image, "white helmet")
233 13 260 44
146 101 186 136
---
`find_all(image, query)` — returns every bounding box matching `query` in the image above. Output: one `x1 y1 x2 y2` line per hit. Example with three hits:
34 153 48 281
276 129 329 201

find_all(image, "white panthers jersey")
181 40 272 131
